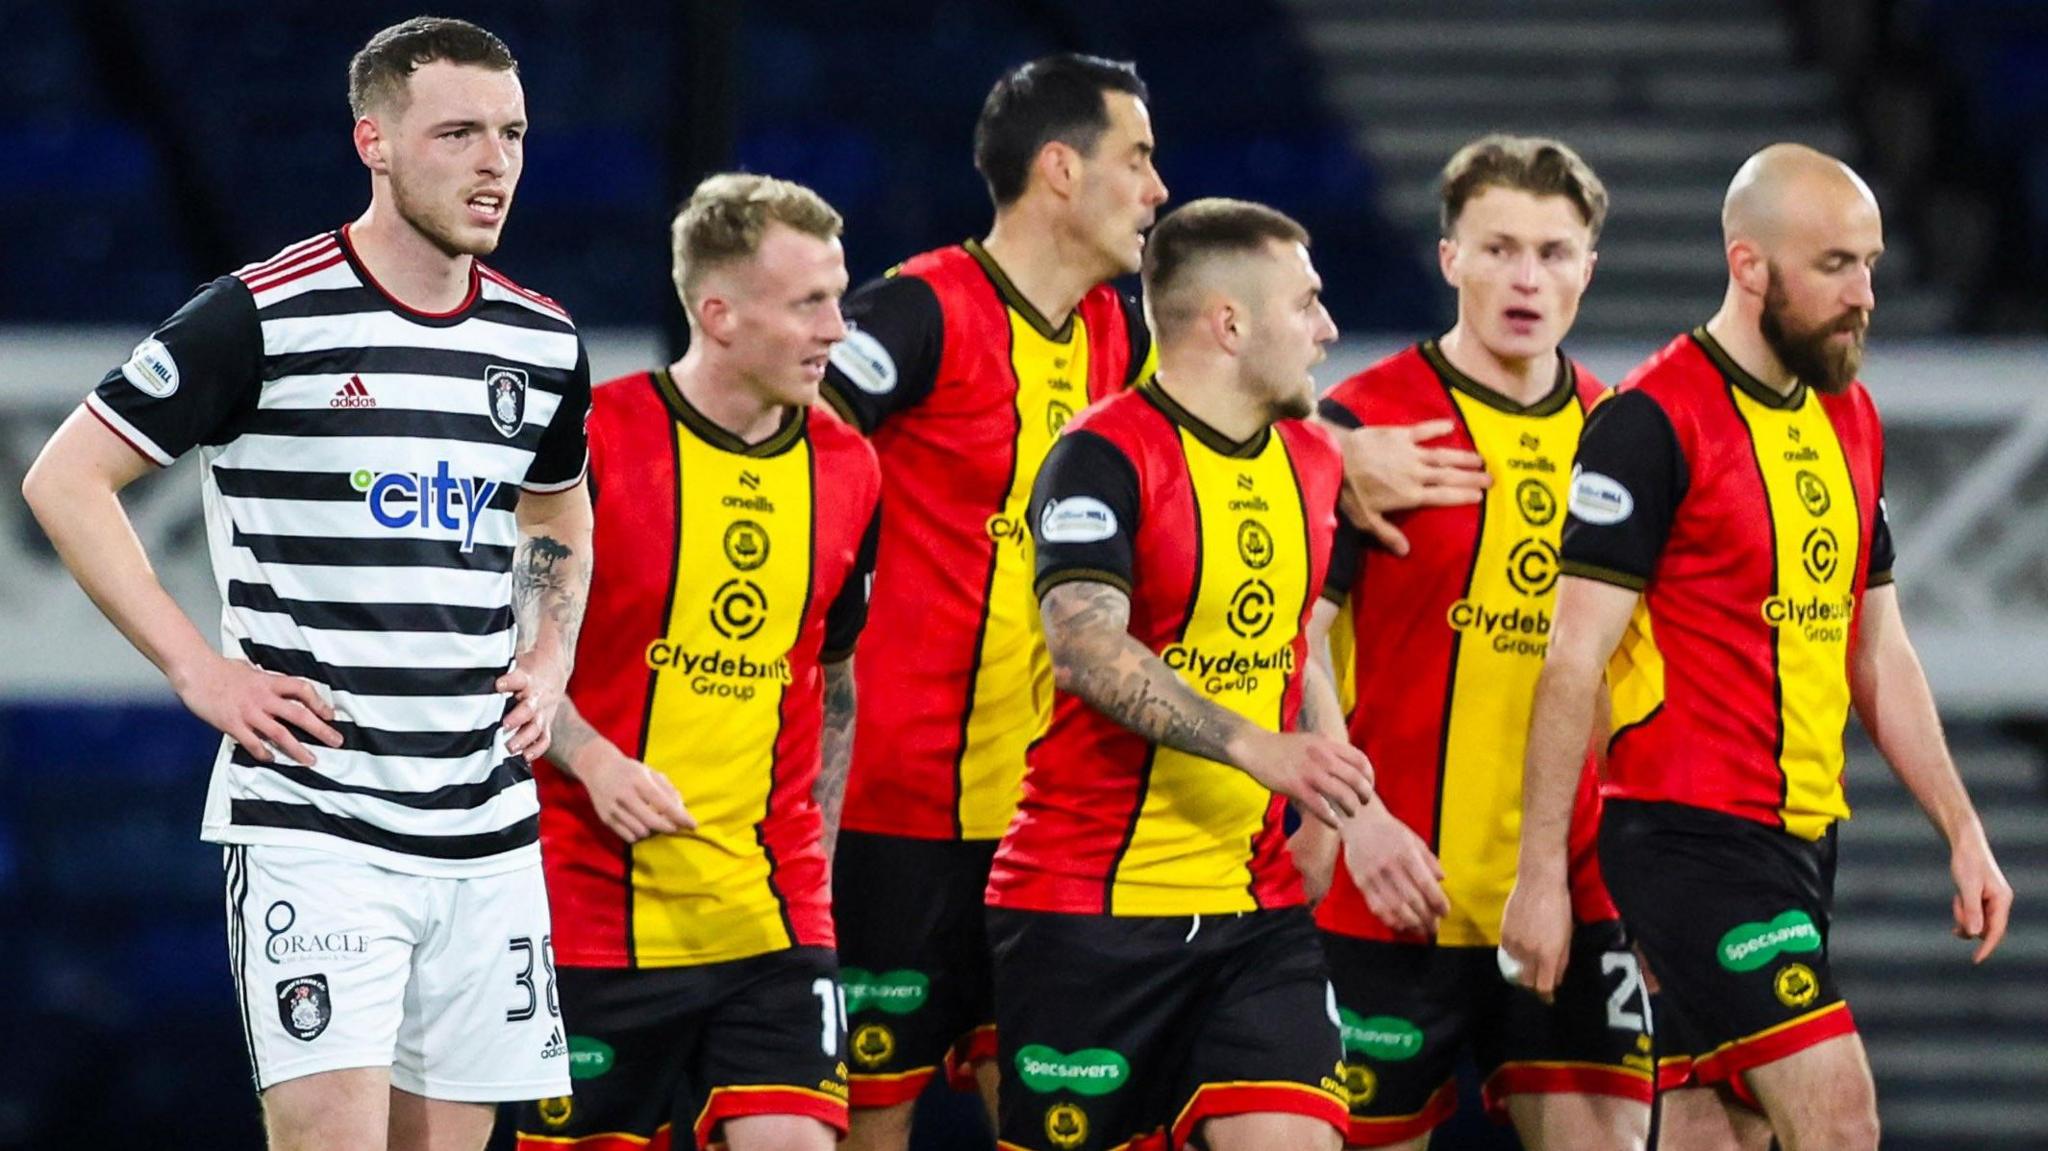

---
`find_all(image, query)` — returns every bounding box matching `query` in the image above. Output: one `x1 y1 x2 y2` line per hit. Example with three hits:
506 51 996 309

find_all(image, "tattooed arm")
817 657 857 864
1290 597 1350 899
549 695 694 843
500 486 594 761
1039 580 1375 828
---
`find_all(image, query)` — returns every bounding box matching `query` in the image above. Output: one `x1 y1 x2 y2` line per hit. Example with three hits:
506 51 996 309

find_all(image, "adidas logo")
330 376 376 409
541 1026 566 1059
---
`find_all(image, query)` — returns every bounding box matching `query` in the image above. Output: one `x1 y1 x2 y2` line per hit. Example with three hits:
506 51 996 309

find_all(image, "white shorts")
224 843 572 1101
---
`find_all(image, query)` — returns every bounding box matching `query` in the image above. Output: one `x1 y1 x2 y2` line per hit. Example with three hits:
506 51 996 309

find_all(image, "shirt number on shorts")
1601 949 1650 1034
507 935 560 1022
811 977 848 1057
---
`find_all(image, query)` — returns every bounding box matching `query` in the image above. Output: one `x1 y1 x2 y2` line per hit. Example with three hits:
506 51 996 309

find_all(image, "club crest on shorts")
276 975 332 1041
484 364 528 438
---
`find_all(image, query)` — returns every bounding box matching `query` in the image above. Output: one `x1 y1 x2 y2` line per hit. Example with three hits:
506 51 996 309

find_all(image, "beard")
1760 268 1866 393
389 165 501 259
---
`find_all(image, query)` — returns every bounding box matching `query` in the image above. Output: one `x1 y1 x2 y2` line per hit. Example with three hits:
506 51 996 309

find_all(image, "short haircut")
669 172 844 308
1439 134 1609 243
348 17 517 120
973 53 1149 208
1141 198 1310 336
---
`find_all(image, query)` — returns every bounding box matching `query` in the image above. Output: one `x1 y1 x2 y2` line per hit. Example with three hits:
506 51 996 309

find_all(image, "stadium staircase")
1276 0 1955 342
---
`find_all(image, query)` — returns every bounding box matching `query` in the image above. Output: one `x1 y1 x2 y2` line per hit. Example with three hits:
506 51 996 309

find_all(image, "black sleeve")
1030 430 1141 599
523 340 591 492
86 276 263 465
1316 395 1361 432
1323 521 1361 603
1559 390 1690 591
821 502 882 663
1119 289 1155 385
1866 490 1895 588
821 273 943 434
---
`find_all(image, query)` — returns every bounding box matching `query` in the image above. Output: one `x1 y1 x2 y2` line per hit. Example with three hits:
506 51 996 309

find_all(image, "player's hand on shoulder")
1340 801 1448 937
1335 419 1490 556
1238 729 1374 828
1498 872 1573 1002
172 652 343 767
571 743 696 844
1949 823 2014 964
498 648 571 760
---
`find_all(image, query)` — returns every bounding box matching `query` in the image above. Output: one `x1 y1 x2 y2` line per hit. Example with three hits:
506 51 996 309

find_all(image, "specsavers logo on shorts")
1015 1045 1130 1096
1338 1009 1423 1062
567 1035 614 1080
1717 910 1823 972
353 462 499 553
840 968 929 1015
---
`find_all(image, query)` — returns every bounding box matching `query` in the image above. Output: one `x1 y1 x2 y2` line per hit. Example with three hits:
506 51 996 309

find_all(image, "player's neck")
1436 325 1558 406
668 349 786 444
348 205 475 314
1152 364 1268 446
1704 303 1799 396
980 215 1101 329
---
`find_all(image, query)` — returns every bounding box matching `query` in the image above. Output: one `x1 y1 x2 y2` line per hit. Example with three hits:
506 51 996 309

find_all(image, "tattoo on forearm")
1041 581 1251 764
512 533 590 658
817 659 856 849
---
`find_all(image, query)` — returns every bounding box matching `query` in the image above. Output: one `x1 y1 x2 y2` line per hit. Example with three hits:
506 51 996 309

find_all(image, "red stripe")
1171 1082 1348 1149
516 1126 670 1151
244 251 346 296
239 234 338 280
1691 1002 1856 1087
847 1067 936 1108
481 263 571 320
238 238 340 288
1345 1079 1457 1147
86 398 166 466
693 1086 847 1146
1480 1063 1654 1119
943 1024 998 1092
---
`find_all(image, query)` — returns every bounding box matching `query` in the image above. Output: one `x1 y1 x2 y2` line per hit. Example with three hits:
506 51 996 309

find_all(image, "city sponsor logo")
1039 496 1118 544
1761 592 1854 644
1337 1009 1423 1061
1162 641 1295 696
1568 466 1633 526
1014 1045 1130 1096
263 900 368 964
121 336 179 398
352 462 500 553
840 968 929 1016
1717 910 1822 972
568 1035 614 1079
1447 599 1552 658
829 326 898 395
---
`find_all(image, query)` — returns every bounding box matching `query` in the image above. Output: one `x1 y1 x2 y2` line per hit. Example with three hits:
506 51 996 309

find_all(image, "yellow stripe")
1730 388 1857 837
633 427 814 964
1701 1000 1851 1061
1433 392 1583 945
1172 1079 1347 1132
514 1128 663 1147
955 311 1091 838
1487 1058 1654 1082
1111 429 1307 914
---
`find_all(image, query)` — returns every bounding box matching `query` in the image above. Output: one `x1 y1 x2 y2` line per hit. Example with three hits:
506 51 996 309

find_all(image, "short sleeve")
822 273 943 433
822 503 882 663
1030 429 1141 599
1866 492 1895 588
1120 290 1156 386
524 341 591 492
85 276 263 465
1324 524 1360 604
1559 389 1690 591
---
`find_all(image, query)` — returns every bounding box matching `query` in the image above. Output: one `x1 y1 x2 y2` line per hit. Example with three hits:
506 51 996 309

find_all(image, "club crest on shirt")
485 364 528 438
276 974 332 1041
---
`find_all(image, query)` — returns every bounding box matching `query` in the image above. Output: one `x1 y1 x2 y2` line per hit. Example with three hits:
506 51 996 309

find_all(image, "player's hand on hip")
574 745 696 843
498 650 570 760
174 653 343 766
1340 801 1448 936
1336 419 1489 556
1498 873 1573 1002
1949 825 2014 964
1241 730 1375 827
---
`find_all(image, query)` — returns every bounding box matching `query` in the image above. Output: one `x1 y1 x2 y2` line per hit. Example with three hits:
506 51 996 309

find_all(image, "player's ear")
695 292 738 343
1210 297 1241 354
1581 247 1598 290
1437 237 1459 287
1727 238 1768 299
1035 141 1081 199
354 117 389 173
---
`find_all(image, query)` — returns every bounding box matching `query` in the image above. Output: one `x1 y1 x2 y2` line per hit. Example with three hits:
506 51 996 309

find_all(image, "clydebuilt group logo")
1761 593 1854 644
1447 599 1553 658
1162 641 1294 697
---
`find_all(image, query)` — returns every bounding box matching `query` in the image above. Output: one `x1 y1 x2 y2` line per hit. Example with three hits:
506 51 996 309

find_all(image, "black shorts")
831 830 999 1107
512 948 848 1150
1600 799 1856 1093
988 905 1348 1151
1320 921 1655 1146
